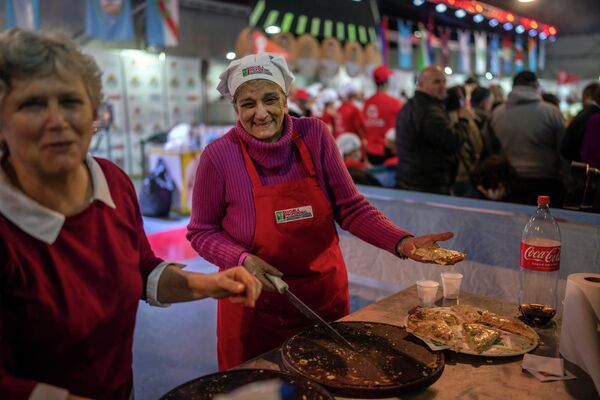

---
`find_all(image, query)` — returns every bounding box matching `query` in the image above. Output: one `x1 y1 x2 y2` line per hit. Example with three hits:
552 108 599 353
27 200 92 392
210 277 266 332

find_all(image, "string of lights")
412 0 557 41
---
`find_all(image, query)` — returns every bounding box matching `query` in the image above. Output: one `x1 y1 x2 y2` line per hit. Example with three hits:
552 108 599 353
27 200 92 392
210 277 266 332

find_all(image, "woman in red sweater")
188 53 459 371
0 29 261 400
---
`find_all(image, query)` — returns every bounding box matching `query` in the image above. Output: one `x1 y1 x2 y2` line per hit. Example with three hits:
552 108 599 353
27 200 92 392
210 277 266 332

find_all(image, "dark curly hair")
471 155 518 191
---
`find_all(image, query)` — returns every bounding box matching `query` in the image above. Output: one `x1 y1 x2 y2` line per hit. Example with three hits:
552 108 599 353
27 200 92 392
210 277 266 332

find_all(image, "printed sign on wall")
121 50 167 176
85 49 128 171
165 56 202 126
84 48 203 176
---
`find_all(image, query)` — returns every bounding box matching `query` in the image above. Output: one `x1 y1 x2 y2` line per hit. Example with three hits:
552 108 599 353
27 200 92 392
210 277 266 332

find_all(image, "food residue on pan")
282 322 441 390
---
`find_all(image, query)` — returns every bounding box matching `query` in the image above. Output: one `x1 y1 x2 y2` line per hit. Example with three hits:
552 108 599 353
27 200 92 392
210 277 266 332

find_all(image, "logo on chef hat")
241 66 274 77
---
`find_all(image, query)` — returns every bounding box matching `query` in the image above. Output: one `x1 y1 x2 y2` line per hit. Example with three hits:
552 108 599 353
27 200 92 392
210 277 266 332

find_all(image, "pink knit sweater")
187 114 411 268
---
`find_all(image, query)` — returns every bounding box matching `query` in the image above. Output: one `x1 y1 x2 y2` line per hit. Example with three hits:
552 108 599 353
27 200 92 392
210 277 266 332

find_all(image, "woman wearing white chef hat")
315 88 340 136
187 53 456 370
336 132 362 161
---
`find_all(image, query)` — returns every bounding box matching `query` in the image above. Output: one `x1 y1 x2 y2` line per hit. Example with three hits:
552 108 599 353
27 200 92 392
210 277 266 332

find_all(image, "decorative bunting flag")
377 16 390 66
426 17 436 66
457 29 471 75
416 23 431 71
437 26 451 68
252 31 290 58
557 71 579 85
146 0 180 47
5 0 40 30
86 0 133 41
538 39 546 71
387 16 557 78
474 31 487 75
501 36 512 76
397 19 412 70
489 34 500 76
514 36 524 73
528 37 537 72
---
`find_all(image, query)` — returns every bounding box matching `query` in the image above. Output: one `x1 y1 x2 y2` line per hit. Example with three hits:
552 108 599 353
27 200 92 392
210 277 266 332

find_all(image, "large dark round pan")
160 368 334 400
281 321 445 398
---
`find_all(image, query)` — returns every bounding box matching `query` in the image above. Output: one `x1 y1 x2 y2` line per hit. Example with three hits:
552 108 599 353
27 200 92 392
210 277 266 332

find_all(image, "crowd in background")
286 67 600 209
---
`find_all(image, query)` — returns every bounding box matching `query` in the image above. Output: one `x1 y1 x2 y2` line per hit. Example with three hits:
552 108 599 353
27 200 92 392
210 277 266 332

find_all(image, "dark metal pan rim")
280 321 445 398
160 368 335 400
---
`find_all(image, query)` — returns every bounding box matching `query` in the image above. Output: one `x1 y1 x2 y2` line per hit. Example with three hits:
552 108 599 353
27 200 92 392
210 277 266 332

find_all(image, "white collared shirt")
0 154 116 244
0 154 168 400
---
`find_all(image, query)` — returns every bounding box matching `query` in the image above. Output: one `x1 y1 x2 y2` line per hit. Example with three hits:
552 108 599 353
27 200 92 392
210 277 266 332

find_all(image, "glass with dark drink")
519 303 557 327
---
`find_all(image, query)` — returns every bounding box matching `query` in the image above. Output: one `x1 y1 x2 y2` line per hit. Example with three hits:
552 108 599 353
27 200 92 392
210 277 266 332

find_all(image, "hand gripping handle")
265 274 289 294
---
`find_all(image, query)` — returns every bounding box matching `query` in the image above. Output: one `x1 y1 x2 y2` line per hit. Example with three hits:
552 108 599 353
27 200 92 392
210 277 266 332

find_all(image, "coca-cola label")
520 242 561 271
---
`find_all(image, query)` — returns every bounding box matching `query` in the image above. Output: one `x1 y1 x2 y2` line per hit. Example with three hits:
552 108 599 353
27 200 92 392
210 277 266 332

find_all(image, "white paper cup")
417 280 439 307
441 272 463 299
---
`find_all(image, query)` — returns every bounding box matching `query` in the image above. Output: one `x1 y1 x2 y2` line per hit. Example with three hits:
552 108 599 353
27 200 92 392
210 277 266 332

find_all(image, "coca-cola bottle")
518 195 561 326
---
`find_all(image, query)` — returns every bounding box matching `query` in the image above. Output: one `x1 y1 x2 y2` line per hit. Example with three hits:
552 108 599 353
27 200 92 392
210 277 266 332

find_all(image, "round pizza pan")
160 368 334 400
280 321 445 398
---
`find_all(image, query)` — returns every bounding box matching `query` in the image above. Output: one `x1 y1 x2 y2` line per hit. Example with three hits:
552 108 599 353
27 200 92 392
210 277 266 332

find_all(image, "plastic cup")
416 280 439 307
441 272 463 299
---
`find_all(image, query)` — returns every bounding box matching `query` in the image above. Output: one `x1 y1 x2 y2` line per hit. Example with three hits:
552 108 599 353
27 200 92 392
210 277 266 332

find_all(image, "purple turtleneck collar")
233 114 295 171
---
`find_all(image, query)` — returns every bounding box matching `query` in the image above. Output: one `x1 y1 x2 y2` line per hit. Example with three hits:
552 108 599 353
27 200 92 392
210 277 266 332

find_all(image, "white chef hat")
385 128 396 142
316 88 339 106
338 81 362 100
217 53 295 100
306 82 323 98
336 132 362 157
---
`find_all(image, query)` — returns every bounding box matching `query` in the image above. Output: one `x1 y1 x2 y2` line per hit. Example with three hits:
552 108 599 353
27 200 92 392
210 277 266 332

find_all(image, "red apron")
217 130 350 371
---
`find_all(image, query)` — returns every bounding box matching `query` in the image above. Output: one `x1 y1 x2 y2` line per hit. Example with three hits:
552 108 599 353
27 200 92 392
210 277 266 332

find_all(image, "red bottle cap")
538 195 550 205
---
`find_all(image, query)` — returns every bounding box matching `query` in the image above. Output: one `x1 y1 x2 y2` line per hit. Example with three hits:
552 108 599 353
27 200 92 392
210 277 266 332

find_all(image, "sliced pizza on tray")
406 306 539 356
450 304 485 323
406 319 460 350
408 307 462 327
462 323 501 353
477 312 539 344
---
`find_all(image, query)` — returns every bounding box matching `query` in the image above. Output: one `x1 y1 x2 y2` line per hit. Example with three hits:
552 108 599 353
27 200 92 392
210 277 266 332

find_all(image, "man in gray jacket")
489 71 567 206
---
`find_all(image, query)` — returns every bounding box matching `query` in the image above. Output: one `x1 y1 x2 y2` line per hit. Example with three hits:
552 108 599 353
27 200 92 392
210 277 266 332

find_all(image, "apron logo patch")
275 206 314 224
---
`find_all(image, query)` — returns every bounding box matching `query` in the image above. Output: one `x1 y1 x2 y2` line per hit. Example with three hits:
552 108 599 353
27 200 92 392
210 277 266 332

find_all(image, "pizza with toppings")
406 319 460 350
477 311 539 344
408 307 462 327
450 304 485 323
462 323 500 353
411 246 465 265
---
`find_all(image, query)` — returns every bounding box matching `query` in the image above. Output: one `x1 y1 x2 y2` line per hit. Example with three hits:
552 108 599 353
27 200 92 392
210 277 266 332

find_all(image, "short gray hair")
0 29 103 117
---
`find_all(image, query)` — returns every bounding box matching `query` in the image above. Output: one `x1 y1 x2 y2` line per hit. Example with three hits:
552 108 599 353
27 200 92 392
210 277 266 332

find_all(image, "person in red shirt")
364 65 403 165
336 133 381 186
336 133 366 170
316 88 339 137
0 29 261 400
335 81 366 140
287 88 314 117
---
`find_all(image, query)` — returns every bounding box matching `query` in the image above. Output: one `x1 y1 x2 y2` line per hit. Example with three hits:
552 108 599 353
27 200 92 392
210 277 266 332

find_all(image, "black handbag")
139 158 174 217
